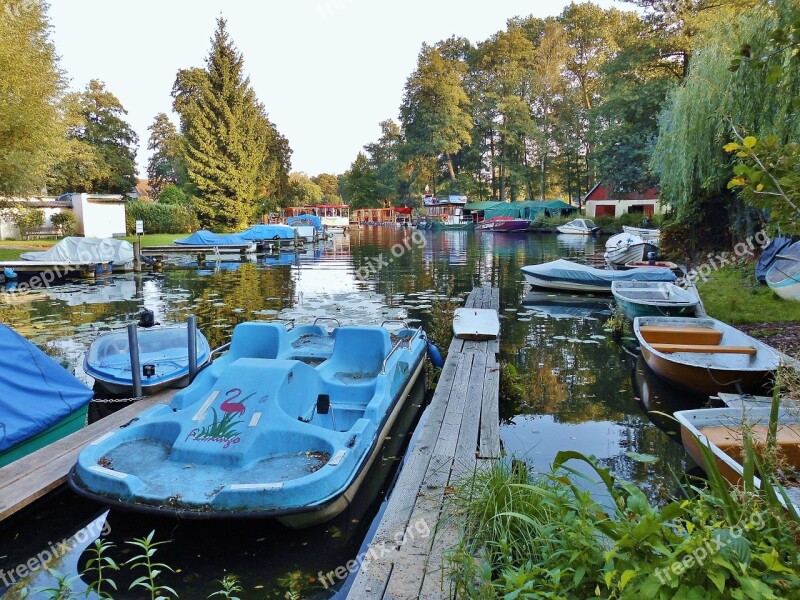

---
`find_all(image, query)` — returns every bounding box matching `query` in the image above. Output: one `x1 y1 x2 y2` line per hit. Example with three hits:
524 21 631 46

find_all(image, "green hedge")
125 201 199 235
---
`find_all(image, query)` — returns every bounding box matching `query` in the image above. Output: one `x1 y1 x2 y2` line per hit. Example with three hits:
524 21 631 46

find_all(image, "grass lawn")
697 265 800 324
121 233 183 247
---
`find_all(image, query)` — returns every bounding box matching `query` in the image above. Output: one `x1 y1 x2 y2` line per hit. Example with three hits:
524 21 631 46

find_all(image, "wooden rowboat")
633 317 781 397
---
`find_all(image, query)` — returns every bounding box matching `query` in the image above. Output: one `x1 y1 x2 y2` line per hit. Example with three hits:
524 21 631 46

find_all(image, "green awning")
464 201 503 212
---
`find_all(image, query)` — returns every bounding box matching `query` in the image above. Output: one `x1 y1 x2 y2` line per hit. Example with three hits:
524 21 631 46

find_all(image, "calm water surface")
0 228 693 598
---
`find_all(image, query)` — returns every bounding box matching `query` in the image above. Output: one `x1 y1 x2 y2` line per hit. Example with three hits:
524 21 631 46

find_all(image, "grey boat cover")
756 237 793 283
522 259 676 285
20 237 133 268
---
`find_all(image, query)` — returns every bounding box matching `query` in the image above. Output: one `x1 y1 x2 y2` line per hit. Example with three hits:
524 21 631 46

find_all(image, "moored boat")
611 281 699 319
85 325 212 396
674 407 800 510
633 316 781 396
69 321 427 527
766 240 800 301
622 225 661 243
521 259 676 293
476 216 530 232
557 218 599 235
0 324 94 467
604 232 658 267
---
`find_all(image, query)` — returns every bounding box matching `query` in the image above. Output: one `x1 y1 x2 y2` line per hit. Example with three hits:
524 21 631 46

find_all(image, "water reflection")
0 227 695 596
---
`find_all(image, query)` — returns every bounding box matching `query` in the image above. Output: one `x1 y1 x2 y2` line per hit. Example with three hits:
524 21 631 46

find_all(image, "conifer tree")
179 18 289 230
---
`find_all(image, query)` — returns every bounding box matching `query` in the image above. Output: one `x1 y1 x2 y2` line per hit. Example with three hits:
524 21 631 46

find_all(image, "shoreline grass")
696 265 800 325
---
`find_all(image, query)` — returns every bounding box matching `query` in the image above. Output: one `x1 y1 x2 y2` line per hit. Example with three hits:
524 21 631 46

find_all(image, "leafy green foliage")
126 201 200 235
174 19 291 231
311 173 343 205
342 153 379 210
50 211 76 237
158 184 188 205
47 80 139 195
11 207 44 235
126 530 178 600
147 113 185 198
0 0 64 196
285 172 322 207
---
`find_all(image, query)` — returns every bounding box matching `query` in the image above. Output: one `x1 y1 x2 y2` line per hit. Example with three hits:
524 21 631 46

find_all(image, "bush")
158 184 187 205
50 211 76 237
125 200 199 234
12 207 44 235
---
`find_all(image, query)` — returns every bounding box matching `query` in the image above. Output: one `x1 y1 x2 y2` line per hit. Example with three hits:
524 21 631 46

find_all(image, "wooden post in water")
133 241 142 272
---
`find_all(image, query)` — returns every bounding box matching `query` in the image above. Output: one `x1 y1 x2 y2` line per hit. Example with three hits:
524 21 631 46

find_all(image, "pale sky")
48 0 628 178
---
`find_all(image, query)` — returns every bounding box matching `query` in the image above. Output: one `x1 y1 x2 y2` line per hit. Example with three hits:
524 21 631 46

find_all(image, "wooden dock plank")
348 287 501 600
0 391 175 522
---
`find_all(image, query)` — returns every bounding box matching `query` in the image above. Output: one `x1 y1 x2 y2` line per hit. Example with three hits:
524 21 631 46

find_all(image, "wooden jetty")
346 287 501 599
141 243 257 256
0 260 114 280
0 390 176 523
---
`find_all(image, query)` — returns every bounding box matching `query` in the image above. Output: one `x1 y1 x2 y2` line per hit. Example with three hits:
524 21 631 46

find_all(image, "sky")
48 0 628 179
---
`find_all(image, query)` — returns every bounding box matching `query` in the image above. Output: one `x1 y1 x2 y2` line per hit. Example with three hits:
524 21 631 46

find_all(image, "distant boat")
766 240 800 301
0 324 94 467
611 281 699 319
557 218 599 235
521 259 676 293
622 225 661 243
70 322 427 527
633 316 781 396
675 407 800 511
476 216 530 232
85 326 212 396
604 232 658 267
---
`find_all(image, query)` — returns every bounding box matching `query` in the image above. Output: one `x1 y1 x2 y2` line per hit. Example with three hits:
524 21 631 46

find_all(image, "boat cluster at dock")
521 228 800 513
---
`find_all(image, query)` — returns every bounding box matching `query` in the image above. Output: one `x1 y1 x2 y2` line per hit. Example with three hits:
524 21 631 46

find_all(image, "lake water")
0 227 694 598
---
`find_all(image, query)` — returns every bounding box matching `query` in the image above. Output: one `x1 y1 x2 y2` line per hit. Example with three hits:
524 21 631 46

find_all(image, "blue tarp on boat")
756 237 793 283
286 215 323 231
175 231 251 246
238 224 296 241
0 324 93 452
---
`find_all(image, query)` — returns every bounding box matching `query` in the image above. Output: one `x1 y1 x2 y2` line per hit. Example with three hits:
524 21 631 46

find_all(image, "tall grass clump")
450 427 800 598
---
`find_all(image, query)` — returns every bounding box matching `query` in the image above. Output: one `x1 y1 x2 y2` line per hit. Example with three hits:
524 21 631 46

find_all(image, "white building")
70 193 127 238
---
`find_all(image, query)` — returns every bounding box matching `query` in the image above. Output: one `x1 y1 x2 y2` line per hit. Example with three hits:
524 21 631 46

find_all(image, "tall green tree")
0 0 64 196
311 173 343 204
400 43 472 186
175 18 291 230
147 113 184 198
343 153 379 209
48 80 138 195
285 172 322 207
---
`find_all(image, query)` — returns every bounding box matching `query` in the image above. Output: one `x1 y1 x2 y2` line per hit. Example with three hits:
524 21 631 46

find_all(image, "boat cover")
523 259 676 285
21 237 133 267
0 324 93 452
238 224 296 241
286 215 323 231
767 240 800 286
175 231 252 246
756 237 793 283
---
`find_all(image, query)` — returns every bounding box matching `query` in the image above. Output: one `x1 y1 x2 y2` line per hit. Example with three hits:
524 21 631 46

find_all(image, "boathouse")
583 183 663 218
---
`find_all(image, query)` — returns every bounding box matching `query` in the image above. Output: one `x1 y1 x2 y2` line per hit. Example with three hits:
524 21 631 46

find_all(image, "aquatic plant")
603 304 628 339
208 574 242 600
83 539 119 599
449 430 800 598
125 531 177 600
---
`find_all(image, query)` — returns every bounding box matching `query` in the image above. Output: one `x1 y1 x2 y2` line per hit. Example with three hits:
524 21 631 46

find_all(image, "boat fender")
4 267 17 280
426 340 444 368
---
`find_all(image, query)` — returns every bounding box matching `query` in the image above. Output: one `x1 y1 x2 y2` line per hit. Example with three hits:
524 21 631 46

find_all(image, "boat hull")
523 272 610 293
768 278 800 301
634 317 779 397
0 405 88 468
606 243 658 267
612 282 699 320
614 295 695 319
477 219 530 232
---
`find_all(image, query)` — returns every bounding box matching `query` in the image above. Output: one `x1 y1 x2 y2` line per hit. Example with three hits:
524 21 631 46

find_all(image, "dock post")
133 241 141 273
127 324 143 398
188 314 198 381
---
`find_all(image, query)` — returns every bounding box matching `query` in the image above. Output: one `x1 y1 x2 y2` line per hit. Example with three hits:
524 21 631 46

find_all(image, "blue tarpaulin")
238 225 296 241
0 324 93 452
175 231 252 246
286 215 323 231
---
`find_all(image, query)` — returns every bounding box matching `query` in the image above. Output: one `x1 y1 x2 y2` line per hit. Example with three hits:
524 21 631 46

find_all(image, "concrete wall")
71 193 126 238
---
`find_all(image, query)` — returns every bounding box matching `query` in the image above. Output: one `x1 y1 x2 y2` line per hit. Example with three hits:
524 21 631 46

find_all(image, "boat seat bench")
639 325 723 345
651 343 757 355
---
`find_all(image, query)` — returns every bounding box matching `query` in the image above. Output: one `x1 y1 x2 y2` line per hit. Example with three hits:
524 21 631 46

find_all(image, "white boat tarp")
522 259 676 286
20 237 134 268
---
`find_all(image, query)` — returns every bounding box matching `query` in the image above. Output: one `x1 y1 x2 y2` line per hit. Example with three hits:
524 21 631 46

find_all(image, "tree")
0 0 64 196
147 113 184 198
311 173 342 204
175 18 291 230
285 172 322 206
400 43 472 185
159 184 188 205
343 153 379 209
48 81 138 195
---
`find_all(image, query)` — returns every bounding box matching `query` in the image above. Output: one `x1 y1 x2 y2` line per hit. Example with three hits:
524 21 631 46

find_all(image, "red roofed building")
583 183 663 218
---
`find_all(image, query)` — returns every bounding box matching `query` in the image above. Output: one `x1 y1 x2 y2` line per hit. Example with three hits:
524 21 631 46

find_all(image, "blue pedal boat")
69 322 427 527
84 326 212 396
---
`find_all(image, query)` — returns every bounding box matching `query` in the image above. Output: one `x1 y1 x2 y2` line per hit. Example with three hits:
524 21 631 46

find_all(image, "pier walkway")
346 286 502 599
